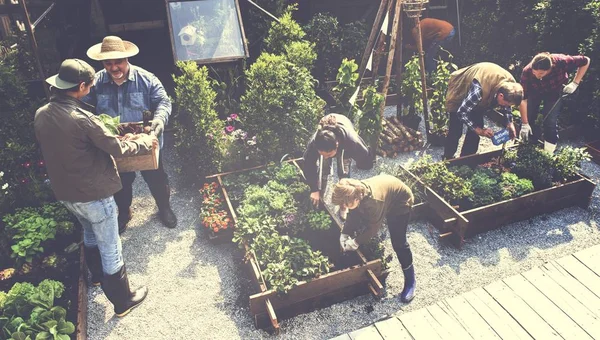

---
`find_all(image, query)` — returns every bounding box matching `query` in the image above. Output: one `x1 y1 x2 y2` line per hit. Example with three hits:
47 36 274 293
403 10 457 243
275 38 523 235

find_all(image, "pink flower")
23 162 31 168
38 160 45 167
225 126 235 133
229 113 238 120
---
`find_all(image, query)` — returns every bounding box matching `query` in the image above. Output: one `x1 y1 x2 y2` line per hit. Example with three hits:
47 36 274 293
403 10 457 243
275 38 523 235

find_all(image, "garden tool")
541 93 569 126
64 241 83 254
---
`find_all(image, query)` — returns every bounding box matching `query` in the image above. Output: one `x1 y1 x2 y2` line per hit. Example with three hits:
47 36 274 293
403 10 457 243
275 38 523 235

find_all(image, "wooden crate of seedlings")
113 122 159 173
377 117 424 157
404 145 595 248
217 161 390 332
198 180 235 243
585 140 600 165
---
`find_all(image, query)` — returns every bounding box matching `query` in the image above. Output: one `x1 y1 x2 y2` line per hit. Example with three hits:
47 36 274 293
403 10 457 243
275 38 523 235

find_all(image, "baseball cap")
46 59 95 90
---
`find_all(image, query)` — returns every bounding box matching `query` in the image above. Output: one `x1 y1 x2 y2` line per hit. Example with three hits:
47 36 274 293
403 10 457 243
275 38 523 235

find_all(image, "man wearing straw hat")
35 59 153 317
83 36 177 232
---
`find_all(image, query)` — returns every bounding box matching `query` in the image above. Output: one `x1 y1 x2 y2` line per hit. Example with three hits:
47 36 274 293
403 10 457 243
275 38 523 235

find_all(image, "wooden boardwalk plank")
374 317 413 340
541 263 600 318
426 304 474 339
463 288 532 340
440 296 500 339
573 244 600 276
348 324 384 340
398 308 443 340
521 267 600 339
330 334 352 340
503 274 592 339
484 280 561 339
556 255 600 299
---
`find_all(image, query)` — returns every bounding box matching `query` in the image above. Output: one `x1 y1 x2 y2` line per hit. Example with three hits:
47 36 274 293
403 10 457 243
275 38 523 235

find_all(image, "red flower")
225 126 235 133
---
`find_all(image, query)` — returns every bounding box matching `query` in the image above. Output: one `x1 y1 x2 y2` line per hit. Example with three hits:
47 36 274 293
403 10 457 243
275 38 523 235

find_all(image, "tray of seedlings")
218 161 391 333
403 144 595 248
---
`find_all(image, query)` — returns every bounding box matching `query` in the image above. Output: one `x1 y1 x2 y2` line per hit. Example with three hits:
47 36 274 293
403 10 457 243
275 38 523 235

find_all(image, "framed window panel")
165 0 249 64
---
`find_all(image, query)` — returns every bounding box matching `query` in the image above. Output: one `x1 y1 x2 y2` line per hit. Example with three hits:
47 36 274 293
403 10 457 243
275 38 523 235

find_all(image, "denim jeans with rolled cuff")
61 197 124 275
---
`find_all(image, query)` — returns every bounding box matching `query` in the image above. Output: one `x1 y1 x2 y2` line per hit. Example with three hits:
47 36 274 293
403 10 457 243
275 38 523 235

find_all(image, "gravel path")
86 107 600 340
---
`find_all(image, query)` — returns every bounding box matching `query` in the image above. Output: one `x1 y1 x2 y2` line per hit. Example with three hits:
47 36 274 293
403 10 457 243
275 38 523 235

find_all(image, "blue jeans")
61 197 124 275
527 95 561 144
425 28 456 73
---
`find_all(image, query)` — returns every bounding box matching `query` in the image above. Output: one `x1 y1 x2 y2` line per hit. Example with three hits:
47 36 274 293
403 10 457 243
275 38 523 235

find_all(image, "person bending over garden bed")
303 114 373 220
35 59 153 317
518 52 590 153
444 62 523 160
331 175 416 303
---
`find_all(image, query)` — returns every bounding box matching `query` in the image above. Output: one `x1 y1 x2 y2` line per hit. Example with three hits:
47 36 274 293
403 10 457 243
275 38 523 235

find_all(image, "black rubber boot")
152 185 177 228
400 264 416 303
83 247 103 287
118 207 132 234
101 265 148 317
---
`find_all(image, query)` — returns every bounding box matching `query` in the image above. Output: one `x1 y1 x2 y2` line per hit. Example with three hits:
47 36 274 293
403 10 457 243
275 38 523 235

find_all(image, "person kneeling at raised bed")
331 175 416 303
35 59 153 317
443 62 523 160
303 113 373 220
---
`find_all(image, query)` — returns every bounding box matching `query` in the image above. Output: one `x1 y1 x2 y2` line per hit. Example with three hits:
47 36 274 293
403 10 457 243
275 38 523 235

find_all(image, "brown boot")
101 265 148 317
84 247 103 286
151 185 177 228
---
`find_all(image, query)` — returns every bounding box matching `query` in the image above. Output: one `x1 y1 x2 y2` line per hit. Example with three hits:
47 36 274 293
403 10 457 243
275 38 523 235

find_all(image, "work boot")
152 185 177 228
101 265 148 317
83 247 103 287
400 264 416 303
118 207 132 234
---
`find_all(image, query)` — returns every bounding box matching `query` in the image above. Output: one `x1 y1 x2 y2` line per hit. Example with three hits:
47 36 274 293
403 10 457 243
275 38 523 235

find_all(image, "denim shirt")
82 64 171 148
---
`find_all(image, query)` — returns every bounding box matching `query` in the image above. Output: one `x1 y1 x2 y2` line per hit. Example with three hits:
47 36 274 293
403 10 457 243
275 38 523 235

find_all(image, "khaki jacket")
343 174 414 245
446 62 516 113
34 94 151 202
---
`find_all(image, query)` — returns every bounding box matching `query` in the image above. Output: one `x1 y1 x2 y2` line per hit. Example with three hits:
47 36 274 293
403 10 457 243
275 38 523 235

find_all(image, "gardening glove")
519 123 532 142
133 134 155 153
340 234 359 252
563 81 579 94
150 119 165 137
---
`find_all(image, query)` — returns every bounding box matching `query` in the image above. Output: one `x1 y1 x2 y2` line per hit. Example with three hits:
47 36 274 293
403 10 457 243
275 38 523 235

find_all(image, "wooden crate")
585 140 600 165
404 148 596 248
214 160 389 332
114 137 159 173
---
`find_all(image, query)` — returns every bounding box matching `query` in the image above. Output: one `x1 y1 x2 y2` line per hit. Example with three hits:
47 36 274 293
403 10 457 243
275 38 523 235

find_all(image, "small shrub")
553 146 591 182
409 155 473 206
499 172 534 200
284 40 317 71
263 4 305 55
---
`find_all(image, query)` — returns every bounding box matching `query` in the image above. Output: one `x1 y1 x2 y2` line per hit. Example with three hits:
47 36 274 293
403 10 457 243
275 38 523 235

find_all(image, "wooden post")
19 0 49 99
394 1 404 118
377 0 403 122
369 0 395 86
357 0 389 81
413 16 430 136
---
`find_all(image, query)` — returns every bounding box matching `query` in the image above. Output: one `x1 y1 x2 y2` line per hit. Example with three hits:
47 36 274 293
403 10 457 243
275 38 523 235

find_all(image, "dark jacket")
343 175 414 245
34 94 151 202
303 114 372 192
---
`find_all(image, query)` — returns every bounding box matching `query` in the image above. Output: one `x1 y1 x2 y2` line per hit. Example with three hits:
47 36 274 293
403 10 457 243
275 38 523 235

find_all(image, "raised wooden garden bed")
404 148 596 248
585 140 600 165
211 160 390 332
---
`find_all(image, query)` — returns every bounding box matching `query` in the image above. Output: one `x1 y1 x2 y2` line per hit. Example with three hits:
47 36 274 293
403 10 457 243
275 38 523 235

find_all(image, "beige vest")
445 62 516 113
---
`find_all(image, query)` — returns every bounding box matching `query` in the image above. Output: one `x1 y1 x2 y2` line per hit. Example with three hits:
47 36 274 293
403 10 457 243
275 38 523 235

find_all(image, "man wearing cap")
35 59 153 317
83 35 177 231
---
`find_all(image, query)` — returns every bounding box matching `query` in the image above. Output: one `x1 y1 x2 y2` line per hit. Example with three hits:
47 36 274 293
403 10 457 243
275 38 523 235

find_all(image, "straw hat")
87 36 139 61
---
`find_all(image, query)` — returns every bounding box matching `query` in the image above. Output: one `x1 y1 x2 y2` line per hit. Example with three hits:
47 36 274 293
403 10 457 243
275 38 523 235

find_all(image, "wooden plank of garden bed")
76 245 88 340
522 267 600 338
556 254 600 298
585 140 600 165
249 259 384 315
217 175 238 224
460 176 594 239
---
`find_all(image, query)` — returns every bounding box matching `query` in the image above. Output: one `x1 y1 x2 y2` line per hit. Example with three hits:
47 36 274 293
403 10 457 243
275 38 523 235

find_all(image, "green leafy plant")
240 53 325 161
499 172 534 200
306 211 331 231
172 61 227 182
504 144 555 189
553 146 591 182
400 56 423 117
467 168 502 207
428 50 457 136
331 58 361 120
409 155 473 206
357 85 385 148
284 40 317 71
264 4 305 55
96 114 120 135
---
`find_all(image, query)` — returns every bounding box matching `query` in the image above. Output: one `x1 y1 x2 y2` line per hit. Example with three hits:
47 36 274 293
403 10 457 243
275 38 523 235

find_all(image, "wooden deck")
331 244 600 340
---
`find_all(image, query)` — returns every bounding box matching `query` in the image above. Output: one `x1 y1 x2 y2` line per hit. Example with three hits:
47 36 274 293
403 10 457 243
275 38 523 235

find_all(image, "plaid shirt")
456 80 512 131
520 54 588 99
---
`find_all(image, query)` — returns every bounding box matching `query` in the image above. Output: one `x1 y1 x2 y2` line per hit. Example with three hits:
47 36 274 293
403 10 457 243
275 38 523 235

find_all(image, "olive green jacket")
343 174 414 245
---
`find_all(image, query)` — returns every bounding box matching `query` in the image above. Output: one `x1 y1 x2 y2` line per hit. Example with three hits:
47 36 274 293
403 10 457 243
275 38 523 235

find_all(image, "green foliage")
505 144 555 189
172 61 227 181
1 280 64 318
95 114 120 135
467 169 502 207
400 56 423 117
284 40 317 71
303 14 368 80
331 58 360 120
242 0 287 51
264 5 305 55
409 155 473 206
306 211 331 231
241 53 325 161
376 163 426 203
428 50 457 136
450 165 474 179
553 146 591 182
357 85 384 147
499 172 534 200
